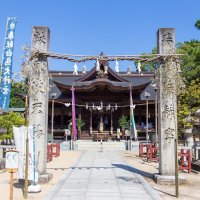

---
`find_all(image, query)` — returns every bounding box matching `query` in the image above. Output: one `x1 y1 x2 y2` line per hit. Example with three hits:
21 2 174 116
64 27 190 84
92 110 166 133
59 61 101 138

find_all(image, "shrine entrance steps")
75 140 126 151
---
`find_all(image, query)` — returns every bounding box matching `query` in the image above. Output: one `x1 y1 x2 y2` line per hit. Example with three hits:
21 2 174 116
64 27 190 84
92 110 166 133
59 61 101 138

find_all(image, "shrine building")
48 59 156 141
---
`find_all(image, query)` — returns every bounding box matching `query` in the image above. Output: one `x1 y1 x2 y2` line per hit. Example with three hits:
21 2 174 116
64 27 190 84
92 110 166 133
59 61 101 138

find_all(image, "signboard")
5 150 18 170
13 126 34 180
0 17 17 111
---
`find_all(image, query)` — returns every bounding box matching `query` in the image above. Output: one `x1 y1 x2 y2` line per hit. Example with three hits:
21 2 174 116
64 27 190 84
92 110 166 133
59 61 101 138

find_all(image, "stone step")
75 141 126 150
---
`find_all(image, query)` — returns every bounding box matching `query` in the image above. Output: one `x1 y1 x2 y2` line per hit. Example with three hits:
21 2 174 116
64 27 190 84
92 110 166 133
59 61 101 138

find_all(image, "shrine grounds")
0 150 200 200
124 151 200 200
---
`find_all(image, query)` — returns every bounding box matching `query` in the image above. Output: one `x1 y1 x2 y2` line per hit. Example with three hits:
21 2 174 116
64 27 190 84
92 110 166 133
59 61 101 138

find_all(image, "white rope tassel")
115 59 119 73
137 62 142 74
73 62 78 75
96 58 100 71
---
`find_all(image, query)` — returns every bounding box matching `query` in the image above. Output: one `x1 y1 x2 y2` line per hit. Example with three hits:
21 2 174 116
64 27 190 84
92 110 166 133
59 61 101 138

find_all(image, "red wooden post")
188 150 191 173
139 143 142 157
181 149 185 167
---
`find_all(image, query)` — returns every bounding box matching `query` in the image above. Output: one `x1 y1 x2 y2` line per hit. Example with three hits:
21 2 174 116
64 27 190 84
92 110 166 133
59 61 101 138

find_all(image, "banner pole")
9 171 13 200
24 95 29 199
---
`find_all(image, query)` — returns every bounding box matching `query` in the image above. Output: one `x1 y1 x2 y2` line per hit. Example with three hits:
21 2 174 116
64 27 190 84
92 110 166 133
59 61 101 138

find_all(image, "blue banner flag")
0 17 17 111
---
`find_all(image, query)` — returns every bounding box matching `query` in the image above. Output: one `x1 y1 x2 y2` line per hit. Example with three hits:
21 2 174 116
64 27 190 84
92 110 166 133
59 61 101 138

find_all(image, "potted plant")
118 115 129 139
76 118 85 139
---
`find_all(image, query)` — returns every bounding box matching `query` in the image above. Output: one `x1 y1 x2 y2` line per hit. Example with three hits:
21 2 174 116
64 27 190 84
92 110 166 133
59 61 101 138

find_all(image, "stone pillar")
29 27 50 174
157 28 177 175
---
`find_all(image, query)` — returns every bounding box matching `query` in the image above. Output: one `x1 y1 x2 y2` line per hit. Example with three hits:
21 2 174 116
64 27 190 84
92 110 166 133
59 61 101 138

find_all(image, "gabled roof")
53 78 151 92
75 65 129 83
49 63 155 99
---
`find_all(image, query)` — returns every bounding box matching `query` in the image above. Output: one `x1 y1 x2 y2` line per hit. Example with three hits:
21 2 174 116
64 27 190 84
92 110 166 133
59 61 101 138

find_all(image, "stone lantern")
184 116 194 147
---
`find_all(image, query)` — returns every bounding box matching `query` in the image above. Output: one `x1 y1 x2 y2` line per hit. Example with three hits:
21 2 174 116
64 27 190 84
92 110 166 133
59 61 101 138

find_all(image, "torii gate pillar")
157 28 176 176
29 27 50 175
155 28 186 184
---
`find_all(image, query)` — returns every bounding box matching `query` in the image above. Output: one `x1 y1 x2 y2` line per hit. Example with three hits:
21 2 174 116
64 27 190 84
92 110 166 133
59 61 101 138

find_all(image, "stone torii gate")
29 27 179 181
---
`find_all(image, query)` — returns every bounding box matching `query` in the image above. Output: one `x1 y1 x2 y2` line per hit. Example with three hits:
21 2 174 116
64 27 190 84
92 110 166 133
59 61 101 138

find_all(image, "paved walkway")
44 150 161 200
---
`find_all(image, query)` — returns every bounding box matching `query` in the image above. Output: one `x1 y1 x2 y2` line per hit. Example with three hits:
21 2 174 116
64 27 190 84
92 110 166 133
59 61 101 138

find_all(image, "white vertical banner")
13 126 34 180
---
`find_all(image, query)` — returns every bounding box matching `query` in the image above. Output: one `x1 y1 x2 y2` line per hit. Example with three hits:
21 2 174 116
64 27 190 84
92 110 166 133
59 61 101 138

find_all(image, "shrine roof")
49 70 154 87
49 66 155 100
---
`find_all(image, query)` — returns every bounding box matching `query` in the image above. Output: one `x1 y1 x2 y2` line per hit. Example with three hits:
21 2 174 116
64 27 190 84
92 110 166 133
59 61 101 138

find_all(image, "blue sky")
0 0 199 73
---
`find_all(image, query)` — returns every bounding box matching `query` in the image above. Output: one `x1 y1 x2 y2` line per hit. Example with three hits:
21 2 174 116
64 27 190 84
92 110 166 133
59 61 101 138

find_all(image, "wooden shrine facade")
48 61 156 141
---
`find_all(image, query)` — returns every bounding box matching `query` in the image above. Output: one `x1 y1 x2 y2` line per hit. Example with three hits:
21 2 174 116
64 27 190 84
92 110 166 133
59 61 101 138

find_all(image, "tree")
9 44 30 108
76 118 85 139
195 19 200 30
177 78 200 135
10 81 27 108
0 112 24 144
176 40 200 84
118 115 129 130
177 40 200 136
135 48 157 72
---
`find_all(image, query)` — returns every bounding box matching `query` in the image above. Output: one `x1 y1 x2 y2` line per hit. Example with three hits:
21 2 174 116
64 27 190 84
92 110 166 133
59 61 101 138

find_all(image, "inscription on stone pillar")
157 28 177 175
29 27 50 174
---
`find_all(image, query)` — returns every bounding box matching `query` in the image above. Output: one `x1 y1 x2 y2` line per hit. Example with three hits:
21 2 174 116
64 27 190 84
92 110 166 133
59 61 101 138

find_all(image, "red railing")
147 144 159 162
178 149 191 173
51 143 60 157
139 143 191 173
139 142 151 157
46 143 60 162
47 144 53 162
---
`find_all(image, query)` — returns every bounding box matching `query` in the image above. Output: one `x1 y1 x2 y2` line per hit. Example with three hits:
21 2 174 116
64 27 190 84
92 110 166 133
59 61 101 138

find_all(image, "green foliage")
178 78 200 135
76 118 85 131
195 19 200 30
176 36 200 136
0 112 24 141
135 48 157 72
10 81 27 108
118 116 129 130
177 40 200 84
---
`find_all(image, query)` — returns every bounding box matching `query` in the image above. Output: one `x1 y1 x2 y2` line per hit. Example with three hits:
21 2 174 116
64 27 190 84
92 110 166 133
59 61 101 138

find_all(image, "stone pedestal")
157 28 177 176
154 174 186 185
29 27 50 174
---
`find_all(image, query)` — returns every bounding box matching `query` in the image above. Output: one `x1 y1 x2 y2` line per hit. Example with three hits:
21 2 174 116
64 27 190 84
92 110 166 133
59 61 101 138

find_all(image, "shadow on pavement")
112 163 153 178
112 163 176 198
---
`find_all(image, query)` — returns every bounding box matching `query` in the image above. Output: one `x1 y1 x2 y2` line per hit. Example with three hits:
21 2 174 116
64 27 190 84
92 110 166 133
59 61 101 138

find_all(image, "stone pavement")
44 150 161 200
